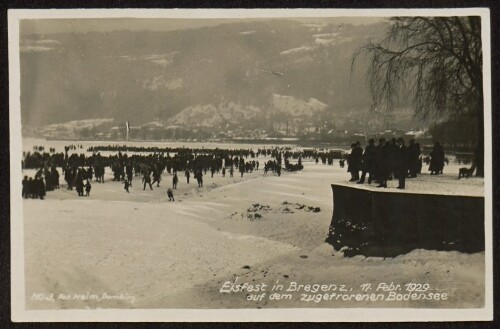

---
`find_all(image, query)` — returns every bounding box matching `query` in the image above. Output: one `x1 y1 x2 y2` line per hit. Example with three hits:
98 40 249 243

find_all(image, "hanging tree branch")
351 16 484 176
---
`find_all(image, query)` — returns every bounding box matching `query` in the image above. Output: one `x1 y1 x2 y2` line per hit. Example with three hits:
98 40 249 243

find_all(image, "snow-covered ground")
21 141 485 310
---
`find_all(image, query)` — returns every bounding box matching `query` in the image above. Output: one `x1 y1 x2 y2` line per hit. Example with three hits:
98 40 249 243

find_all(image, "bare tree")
353 16 484 176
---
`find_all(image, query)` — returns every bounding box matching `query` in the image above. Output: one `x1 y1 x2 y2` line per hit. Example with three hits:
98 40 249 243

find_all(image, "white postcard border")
8 7 493 322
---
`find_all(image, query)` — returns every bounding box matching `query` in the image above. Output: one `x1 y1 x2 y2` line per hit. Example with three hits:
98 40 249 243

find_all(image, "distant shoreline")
23 136 353 149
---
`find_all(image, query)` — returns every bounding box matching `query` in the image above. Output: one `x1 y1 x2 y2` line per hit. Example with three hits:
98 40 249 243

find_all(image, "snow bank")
21 148 485 309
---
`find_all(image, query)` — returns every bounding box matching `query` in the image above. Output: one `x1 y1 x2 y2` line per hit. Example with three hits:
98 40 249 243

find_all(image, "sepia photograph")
8 8 493 322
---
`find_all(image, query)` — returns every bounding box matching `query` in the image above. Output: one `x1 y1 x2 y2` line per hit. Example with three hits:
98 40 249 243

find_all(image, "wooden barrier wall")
325 184 485 257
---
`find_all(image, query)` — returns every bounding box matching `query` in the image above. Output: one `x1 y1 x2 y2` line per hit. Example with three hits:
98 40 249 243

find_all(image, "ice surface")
21 139 485 309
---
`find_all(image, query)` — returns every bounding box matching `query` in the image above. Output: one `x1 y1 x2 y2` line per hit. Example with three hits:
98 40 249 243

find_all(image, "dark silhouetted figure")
167 188 174 201
36 177 46 200
85 180 92 196
152 169 162 187
126 165 133 186
27 177 34 198
358 139 376 184
395 138 409 189
239 164 245 177
429 142 445 175
408 139 421 178
123 180 130 193
196 171 203 187
22 176 29 198
142 172 153 190
348 143 362 182
75 171 84 197
173 173 178 189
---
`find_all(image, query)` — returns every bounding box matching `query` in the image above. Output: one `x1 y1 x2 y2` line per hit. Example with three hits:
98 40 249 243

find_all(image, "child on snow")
167 187 174 201
85 180 91 197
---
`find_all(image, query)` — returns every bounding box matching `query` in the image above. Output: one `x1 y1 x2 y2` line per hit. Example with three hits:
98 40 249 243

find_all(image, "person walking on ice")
167 187 174 201
173 173 178 189
123 180 130 193
142 171 153 190
196 171 203 187
85 180 92 197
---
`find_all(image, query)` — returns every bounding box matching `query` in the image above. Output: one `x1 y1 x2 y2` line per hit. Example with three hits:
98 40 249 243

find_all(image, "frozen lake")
18 138 485 309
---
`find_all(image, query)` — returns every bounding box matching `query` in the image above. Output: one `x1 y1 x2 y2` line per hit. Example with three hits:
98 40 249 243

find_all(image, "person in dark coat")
357 139 376 184
347 143 357 181
408 139 421 178
387 138 398 180
196 171 203 187
75 170 84 196
126 165 134 186
172 173 178 189
185 170 190 184
36 177 46 200
65 168 73 190
123 180 130 193
22 176 29 198
167 187 174 201
395 137 409 189
376 138 391 188
27 177 35 198
354 141 363 178
142 171 153 190
429 142 445 175
52 167 60 189
44 168 53 192
85 180 92 196
152 168 162 187
239 163 245 177
87 166 94 181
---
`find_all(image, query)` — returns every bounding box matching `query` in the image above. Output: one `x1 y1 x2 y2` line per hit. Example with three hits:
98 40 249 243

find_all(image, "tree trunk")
474 98 484 177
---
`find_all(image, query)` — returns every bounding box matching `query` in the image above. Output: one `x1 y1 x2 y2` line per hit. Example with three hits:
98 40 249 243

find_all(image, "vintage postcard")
9 8 493 322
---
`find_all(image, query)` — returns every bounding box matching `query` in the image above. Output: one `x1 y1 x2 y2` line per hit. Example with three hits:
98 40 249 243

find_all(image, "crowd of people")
21 176 47 199
345 138 446 189
21 145 305 201
21 139 450 200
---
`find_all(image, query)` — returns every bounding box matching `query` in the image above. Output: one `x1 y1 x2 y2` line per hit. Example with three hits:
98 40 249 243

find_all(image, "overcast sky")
20 17 386 35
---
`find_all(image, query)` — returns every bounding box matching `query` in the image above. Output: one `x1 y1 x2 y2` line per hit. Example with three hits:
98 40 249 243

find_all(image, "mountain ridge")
20 20 387 129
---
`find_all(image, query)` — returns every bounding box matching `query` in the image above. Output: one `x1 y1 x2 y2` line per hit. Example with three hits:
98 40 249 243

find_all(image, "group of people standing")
347 138 425 189
22 145 301 201
22 176 47 199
